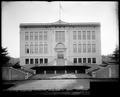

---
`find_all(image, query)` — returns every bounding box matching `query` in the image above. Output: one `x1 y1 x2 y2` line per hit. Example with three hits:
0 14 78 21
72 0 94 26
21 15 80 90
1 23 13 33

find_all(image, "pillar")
65 70 67 74
44 70 46 74
75 70 77 74
54 70 56 74
109 67 112 78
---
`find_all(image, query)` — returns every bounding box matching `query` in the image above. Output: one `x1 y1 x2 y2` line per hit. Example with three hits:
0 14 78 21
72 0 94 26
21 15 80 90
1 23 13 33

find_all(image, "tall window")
30 32 33 40
73 31 77 40
40 59 43 64
78 31 81 40
25 43 29 54
30 59 34 64
92 31 95 40
30 42 33 54
78 44 81 53
44 58 48 64
44 43 48 54
73 44 77 53
92 58 96 63
44 31 47 40
39 43 43 54
87 44 91 53
35 59 38 64
83 31 86 40
78 58 82 63
87 31 91 40
55 31 65 42
88 58 91 63
83 44 86 53
92 44 96 53
39 31 43 40
25 32 29 40
73 58 77 64
35 42 38 53
25 59 29 64
35 32 38 40
83 58 86 63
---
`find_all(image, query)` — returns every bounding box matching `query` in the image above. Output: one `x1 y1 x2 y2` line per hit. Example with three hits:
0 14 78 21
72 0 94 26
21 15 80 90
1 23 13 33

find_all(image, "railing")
8 67 28 80
21 66 36 74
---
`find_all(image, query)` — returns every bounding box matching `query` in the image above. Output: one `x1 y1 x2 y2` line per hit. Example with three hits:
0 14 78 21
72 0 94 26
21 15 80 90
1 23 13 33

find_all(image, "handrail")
9 67 27 75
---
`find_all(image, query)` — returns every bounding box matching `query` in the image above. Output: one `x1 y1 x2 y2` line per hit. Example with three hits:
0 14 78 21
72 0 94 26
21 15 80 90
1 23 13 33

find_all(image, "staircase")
85 64 103 76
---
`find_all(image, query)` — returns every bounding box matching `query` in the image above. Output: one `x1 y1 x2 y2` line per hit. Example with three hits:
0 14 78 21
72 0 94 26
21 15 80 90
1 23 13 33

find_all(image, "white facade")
20 20 102 67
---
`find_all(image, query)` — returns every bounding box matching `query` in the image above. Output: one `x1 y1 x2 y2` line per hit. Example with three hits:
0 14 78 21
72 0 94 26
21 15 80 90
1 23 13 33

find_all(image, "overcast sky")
2 1 118 58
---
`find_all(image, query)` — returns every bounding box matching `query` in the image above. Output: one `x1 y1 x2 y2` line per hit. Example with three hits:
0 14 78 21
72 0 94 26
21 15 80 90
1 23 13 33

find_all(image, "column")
65 70 67 74
75 70 77 74
109 67 112 78
44 70 46 74
54 70 56 74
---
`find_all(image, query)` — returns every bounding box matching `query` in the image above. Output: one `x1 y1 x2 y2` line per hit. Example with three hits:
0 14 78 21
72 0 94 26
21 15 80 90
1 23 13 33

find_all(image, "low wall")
92 65 119 78
2 67 28 80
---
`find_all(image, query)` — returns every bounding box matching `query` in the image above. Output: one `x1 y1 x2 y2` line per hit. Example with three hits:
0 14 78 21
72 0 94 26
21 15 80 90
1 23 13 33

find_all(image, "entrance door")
58 52 64 59
57 51 65 65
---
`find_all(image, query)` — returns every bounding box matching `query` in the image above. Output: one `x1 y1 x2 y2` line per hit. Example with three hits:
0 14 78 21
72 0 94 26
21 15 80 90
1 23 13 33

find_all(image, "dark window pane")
25 59 29 64
92 58 96 63
35 59 38 64
73 58 77 64
30 59 34 64
88 58 91 63
83 58 86 63
78 58 82 63
40 59 43 64
44 58 48 64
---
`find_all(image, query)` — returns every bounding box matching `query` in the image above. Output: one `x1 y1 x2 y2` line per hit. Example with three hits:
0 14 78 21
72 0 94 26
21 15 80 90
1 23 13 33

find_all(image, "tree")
111 46 119 64
0 47 10 67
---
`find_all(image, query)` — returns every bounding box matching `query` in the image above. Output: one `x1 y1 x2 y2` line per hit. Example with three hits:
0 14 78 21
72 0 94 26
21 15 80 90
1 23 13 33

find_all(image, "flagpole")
59 2 61 20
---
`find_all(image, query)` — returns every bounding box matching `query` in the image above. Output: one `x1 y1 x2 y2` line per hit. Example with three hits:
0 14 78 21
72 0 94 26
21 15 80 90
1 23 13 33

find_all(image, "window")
78 31 81 40
30 43 33 54
39 31 43 40
92 31 95 40
44 31 47 40
30 32 33 40
83 31 86 40
44 43 48 54
35 32 38 40
87 44 91 53
25 32 29 40
35 43 38 54
39 43 43 53
78 44 81 53
35 59 38 64
83 58 86 63
73 44 77 53
25 59 29 64
25 43 29 54
92 58 96 63
83 44 86 53
30 59 34 64
40 59 43 64
73 58 77 64
88 58 91 63
78 58 82 63
92 44 96 53
87 31 91 40
73 31 77 40
44 58 48 64
55 31 65 42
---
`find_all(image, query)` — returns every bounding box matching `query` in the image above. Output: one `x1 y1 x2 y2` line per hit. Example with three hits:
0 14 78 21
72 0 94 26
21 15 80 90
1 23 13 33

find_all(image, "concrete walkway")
8 74 90 91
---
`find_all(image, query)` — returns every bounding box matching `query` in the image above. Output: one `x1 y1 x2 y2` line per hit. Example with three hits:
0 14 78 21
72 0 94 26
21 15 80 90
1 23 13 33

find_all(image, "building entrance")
55 43 66 65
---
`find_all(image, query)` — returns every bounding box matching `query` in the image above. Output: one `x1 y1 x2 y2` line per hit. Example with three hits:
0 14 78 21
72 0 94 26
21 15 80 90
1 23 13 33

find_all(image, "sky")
2 1 118 58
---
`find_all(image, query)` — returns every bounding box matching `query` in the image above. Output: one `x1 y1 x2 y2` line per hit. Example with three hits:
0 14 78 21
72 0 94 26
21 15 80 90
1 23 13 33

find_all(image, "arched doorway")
55 43 66 65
